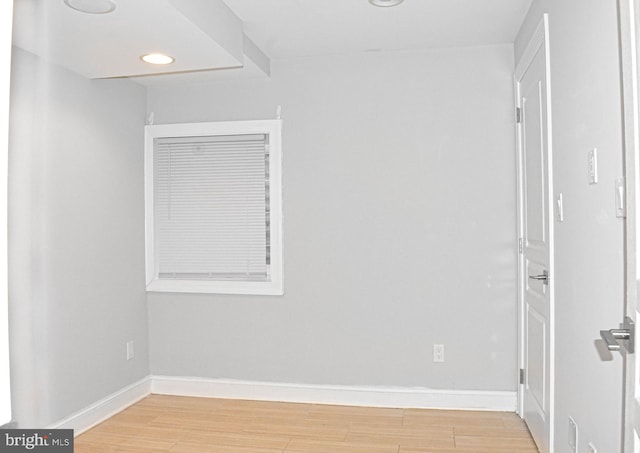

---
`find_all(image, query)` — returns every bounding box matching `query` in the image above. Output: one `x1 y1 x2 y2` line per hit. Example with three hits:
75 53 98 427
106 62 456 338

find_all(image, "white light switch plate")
588 148 598 184
616 178 626 218
569 417 578 452
556 193 564 222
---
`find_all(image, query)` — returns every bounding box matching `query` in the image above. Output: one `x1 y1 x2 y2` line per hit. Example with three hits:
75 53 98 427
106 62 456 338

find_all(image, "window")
145 120 283 295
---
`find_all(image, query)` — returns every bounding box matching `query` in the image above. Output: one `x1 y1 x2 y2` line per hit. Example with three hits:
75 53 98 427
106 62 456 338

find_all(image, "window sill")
146 279 284 296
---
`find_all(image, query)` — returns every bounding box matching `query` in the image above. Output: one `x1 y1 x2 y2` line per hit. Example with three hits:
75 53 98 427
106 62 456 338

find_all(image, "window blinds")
154 134 270 281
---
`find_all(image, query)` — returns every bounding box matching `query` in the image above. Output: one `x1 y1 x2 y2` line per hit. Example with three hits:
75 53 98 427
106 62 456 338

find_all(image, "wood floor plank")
454 433 538 450
245 420 349 441
284 438 400 453
180 431 291 450
75 395 538 453
169 442 284 453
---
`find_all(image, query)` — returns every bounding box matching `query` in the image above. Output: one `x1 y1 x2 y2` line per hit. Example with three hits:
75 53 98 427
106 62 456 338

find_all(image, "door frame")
619 0 640 450
515 13 555 452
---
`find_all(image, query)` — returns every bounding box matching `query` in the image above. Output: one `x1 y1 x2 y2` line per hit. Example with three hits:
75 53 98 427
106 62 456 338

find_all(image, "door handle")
600 316 635 353
528 270 549 285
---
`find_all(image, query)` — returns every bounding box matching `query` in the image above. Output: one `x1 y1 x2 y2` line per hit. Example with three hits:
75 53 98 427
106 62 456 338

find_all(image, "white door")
516 15 553 453
618 0 640 451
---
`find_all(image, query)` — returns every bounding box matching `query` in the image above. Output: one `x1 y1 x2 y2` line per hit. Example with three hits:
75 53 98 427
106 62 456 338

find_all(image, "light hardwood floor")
75 395 539 453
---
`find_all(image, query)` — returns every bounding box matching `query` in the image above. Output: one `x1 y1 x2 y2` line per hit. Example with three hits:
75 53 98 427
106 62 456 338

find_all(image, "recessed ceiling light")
140 53 175 65
64 0 117 14
369 0 404 6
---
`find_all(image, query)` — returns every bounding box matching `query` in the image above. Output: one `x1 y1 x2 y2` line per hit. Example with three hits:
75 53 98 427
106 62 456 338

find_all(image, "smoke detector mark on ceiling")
64 0 116 15
369 0 404 7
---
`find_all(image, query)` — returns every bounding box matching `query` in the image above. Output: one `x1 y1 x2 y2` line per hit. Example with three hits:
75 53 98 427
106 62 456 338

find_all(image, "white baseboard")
48 376 151 435
46 375 516 435
150 375 517 412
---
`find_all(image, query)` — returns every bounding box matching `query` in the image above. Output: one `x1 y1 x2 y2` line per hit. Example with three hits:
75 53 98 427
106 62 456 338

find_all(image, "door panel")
517 15 553 453
526 304 546 413
523 81 546 247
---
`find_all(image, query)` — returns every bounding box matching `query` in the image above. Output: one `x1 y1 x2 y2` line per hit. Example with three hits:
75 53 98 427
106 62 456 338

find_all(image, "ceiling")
12 0 533 86
225 0 533 58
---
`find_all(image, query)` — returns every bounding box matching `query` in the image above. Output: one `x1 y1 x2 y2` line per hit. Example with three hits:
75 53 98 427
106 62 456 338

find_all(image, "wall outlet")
433 344 445 363
568 417 578 452
587 442 597 453
126 340 135 361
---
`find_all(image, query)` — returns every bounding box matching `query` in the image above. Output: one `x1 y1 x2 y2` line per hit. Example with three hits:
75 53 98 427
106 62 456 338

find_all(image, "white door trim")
618 0 640 450
515 13 555 452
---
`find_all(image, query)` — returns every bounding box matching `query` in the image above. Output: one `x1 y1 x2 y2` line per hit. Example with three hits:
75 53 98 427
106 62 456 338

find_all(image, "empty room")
2 0 640 452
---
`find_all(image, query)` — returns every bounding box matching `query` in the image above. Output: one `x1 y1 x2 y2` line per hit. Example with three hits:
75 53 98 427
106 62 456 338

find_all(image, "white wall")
8 48 149 427
0 0 13 426
516 1 625 451
147 45 519 392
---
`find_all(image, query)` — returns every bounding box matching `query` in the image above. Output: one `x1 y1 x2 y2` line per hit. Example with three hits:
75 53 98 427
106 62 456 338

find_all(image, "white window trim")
144 119 283 295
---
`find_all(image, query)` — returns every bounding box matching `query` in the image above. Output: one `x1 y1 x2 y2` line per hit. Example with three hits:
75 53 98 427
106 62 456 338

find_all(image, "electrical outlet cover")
126 340 135 361
433 344 444 363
